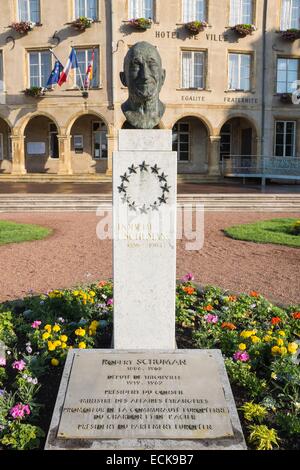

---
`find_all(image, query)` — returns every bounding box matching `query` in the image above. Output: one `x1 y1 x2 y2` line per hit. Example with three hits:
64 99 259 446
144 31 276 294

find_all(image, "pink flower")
181 273 195 282
31 320 42 329
0 357 6 367
233 351 250 362
10 403 30 420
12 360 26 371
204 314 219 324
107 298 114 306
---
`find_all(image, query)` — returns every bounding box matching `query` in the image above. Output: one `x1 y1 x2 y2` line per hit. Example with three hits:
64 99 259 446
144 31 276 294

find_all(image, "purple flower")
233 351 250 362
107 298 114 306
0 357 6 367
31 320 41 329
204 314 219 324
181 273 195 282
12 360 26 371
58 317 65 323
0 389 4 396
26 346 32 354
10 403 30 420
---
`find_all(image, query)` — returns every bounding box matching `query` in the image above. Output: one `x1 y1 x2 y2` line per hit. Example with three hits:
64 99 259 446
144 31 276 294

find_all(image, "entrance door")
49 124 59 158
241 128 252 156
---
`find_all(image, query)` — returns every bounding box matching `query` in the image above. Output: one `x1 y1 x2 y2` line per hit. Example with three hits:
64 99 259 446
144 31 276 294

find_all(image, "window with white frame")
229 0 253 26
182 51 205 89
29 51 52 88
75 48 99 88
129 0 154 19
172 122 190 162
93 121 107 159
18 0 40 23
275 121 296 157
182 0 206 22
75 0 98 20
281 0 300 30
0 51 3 92
277 58 299 93
0 134 3 161
228 53 251 91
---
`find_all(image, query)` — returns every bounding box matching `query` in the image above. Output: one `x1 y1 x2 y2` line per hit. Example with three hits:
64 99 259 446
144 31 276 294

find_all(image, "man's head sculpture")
120 42 166 129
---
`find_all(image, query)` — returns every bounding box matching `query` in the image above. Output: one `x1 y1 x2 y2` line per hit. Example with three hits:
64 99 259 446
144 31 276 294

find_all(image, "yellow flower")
239 343 247 351
60 335 68 342
61 342 67 349
42 332 50 340
278 331 286 337
73 290 79 296
277 339 284 347
44 324 52 332
90 320 99 329
271 372 277 380
89 328 96 336
251 336 261 344
288 342 299 354
240 331 253 339
75 328 86 337
271 346 280 355
78 342 86 349
263 335 272 342
51 358 59 366
279 347 287 356
54 340 61 347
267 330 273 335
89 291 96 297
53 324 61 333
48 341 56 351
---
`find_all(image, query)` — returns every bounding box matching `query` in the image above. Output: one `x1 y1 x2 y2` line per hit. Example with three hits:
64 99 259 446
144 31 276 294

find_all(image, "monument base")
45 349 246 450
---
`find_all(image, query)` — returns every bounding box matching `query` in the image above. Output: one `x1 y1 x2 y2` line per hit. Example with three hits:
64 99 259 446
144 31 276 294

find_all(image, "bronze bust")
120 42 166 129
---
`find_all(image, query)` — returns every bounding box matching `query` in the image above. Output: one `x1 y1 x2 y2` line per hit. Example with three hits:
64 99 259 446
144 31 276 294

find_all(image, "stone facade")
0 0 299 179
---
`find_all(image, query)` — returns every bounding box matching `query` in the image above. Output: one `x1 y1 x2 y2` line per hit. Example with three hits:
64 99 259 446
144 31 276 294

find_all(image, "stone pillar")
11 135 26 175
208 136 221 176
58 135 72 175
106 134 116 176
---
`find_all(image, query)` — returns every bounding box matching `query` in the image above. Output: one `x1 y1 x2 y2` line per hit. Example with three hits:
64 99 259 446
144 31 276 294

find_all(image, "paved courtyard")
0 211 299 305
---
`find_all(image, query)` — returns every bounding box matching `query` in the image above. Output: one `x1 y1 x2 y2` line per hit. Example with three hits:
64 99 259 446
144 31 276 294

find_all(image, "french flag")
58 48 79 86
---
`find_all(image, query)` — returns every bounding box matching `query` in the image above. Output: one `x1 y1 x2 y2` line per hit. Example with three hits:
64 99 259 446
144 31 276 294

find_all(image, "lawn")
224 218 300 248
0 221 52 245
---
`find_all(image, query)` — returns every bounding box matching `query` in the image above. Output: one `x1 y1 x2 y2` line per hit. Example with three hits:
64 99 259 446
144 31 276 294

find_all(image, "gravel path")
0 211 299 305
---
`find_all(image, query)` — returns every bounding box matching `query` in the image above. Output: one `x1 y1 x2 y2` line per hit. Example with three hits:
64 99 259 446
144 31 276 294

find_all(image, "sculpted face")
121 42 166 102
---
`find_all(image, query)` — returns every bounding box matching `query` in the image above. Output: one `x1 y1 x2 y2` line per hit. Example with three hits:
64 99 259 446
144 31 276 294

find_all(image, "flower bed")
184 21 208 35
10 21 35 34
71 16 93 31
231 24 256 37
128 18 152 30
0 278 299 450
280 29 300 41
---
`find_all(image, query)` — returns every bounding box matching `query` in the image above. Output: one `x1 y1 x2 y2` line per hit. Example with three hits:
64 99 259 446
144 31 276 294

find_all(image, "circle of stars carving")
117 162 171 214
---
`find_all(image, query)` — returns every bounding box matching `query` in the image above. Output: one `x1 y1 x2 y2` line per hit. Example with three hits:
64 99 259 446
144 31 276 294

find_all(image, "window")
0 134 3 161
229 0 253 26
220 124 232 160
75 0 98 20
182 0 206 22
281 0 300 30
182 51 205 89
29 51 52 88
49 123 59 159
275 121 296 157
75 48 99 88
0 51 3 92
93 122 107 159
74 135 84 153
277 58 299 93
173 123 190 162
129 0 154 19
18 0 40 23
228 53 251 91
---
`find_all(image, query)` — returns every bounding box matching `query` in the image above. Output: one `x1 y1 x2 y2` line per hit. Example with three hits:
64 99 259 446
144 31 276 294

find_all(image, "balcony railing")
221 156 300 179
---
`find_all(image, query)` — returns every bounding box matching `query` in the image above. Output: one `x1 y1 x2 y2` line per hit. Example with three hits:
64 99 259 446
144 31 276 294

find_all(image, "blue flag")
46 60 63 87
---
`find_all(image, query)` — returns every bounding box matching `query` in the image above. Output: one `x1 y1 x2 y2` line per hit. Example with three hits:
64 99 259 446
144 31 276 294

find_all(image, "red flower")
292 312 300 320
222 322 237 331
271 317 282 325
203 305 214 312
98 281 107 287
182 286 196 295
250 291 259 298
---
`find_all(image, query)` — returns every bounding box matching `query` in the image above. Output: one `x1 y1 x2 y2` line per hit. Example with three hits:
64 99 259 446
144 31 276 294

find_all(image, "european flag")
46 60 63 87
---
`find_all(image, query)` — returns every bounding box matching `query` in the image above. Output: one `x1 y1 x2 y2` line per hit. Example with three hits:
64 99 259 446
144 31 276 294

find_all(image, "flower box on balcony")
71 17 93 31
11 21 35 34
128 18 152 30
23 87 45 98
279 93 293 104
280 29 300 42
231 24 256 37
185 21 208 35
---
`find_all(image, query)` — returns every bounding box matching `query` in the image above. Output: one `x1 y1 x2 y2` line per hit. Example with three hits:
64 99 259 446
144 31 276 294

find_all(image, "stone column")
208 136 221 176
11 135 26 175
105 134 116 176
58 135 72 175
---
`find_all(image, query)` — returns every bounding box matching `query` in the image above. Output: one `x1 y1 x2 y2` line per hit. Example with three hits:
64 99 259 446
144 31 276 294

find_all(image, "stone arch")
66 110 112 137
17 111 61 136
0 116 12 174
169 113 214 137
217 113 259 139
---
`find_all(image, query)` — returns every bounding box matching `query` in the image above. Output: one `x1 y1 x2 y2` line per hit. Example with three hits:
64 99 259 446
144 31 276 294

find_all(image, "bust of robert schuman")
120 42 166 129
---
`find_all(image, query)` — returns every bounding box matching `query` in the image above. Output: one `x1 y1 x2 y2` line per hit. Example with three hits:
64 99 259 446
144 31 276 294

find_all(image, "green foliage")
0 422 44 450
0 220 51 245
240 402 268 423
248 425 280 450
225 359 267 399
0 391 15 426
0 311 17 346
224 218 300 248
290 220 300 235
275 413 300 437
